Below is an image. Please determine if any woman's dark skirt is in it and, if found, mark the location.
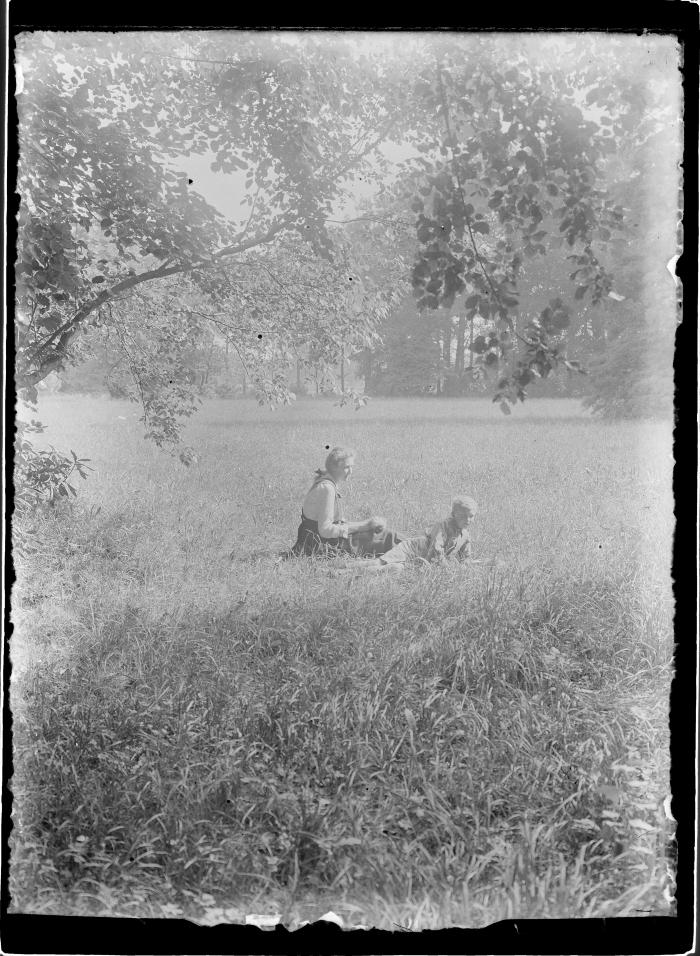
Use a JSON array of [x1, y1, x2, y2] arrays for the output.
[[290, 515, 401, 557]]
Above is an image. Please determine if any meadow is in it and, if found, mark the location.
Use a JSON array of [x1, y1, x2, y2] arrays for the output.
[[10, 395, 675, 928]]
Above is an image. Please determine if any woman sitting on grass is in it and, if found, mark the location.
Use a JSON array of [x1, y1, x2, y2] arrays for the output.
[[331, 495, 492, 575], [289, 446, 401, 557]]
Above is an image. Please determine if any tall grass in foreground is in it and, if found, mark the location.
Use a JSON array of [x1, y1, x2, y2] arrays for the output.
[[10, 397, 675, 926]]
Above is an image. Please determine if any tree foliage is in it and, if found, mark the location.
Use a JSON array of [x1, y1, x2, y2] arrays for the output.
[[14, 32, 678, 503], [15, 30, 412, 482], [15, 33, 397, 398], [396, 34, 677, 412], [355, 296, 441, 396]]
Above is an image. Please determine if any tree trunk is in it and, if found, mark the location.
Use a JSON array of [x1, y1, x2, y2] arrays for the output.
[[296, 358, 302, 390], [201, 340, 215, 392], [469, 315, 474, 369], [339, 353, 345, 391], [360, 349, 373, 392], [456, 316, 466, 375], [442, 318, 453, 370], [591, 309, 608, 345]]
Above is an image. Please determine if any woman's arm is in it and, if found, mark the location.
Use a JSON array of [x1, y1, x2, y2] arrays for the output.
[[313, 488, 377, 538], [307, 482, 377, 537], [314, 484, 348, 538], [346, 516, 381, 535]]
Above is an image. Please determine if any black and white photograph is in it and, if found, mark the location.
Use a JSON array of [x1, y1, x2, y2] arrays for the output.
[[8, 24, 687, 937]]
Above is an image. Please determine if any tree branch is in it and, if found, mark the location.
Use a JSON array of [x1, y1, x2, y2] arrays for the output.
[[327, 116, 397, 181], [18, 105, 398, 390], [18, 220, 294, 388], [435, 58, 505, 313], [237, 171, 263, 246], [322, 215, 413, 228]]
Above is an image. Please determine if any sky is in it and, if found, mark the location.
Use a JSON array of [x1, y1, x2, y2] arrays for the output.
[[174, 153, 248, 225], [173, 142, 416, 228]]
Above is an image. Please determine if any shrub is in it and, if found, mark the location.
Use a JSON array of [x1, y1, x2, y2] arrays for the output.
[[14, 419, 92, 512]]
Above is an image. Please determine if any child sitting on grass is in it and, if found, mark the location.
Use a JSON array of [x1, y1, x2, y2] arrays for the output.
[[333, 496, 483, 575]]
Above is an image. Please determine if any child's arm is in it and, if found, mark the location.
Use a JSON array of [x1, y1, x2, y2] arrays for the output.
[[456, 537, 473, 561], [457, 540, 504, 567], [426, 524, 446, 561], [457, 538, 497, 564]]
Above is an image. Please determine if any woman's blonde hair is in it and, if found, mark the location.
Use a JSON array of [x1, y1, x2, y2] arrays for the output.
[[315, 446, 355, 477]]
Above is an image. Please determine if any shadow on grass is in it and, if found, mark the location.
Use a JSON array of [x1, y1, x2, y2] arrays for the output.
[[10, 563, 673, 923]]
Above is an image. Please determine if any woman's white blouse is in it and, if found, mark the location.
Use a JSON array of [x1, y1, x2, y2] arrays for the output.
[[301, 479, 348, 539]]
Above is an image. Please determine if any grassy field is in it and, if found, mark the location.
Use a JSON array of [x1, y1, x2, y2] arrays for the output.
[[10, 395, 675, 928]]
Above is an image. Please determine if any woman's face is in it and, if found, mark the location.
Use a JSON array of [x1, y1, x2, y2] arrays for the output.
[[330, 457, 354, 483]]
